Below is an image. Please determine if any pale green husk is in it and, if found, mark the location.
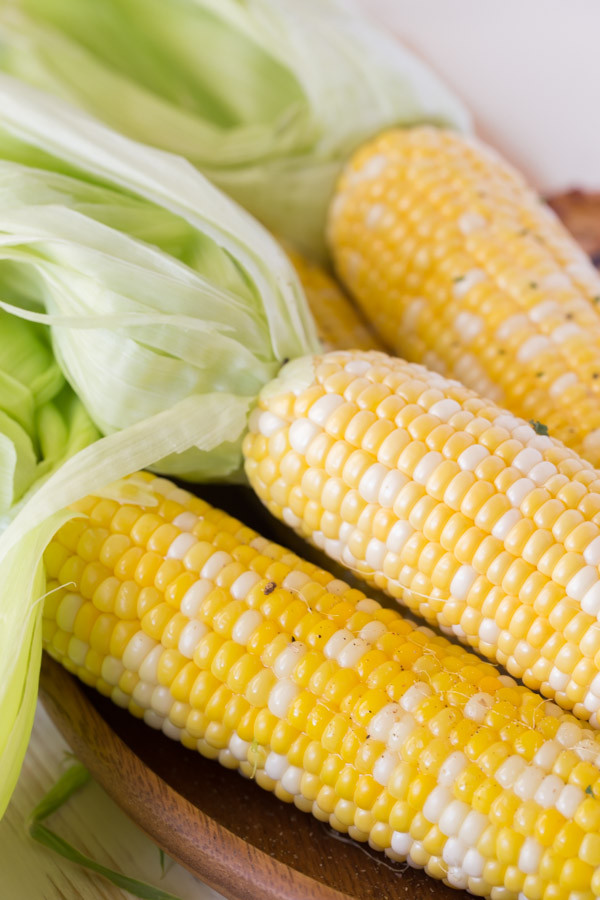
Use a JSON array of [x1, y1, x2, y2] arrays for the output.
[[0, 0, 471, 257], [0, 75, 320, 817]]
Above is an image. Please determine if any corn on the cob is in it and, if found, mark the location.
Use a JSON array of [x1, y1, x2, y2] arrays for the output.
[[43, 471, 600, 899], [244, 348, 600, 724], [286, 243, 383, 353], [327, 127, 600, 466]]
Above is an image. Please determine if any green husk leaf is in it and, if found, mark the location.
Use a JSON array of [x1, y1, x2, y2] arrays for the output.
[[28, 763, 183, 900], [0, 0, 471, 257]]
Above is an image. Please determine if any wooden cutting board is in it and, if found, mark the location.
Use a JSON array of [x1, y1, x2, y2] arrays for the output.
[[39, 653, 467, 900]]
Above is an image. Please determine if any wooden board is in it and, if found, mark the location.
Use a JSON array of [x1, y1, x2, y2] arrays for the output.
[[39, 654, 467, 900]]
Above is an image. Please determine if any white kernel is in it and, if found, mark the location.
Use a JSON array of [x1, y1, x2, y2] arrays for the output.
[[583, 690, 600, 713], [368, 703, 402, 742], [356, 598, 381, 613], [590, 671, 600, 696], [139, 645, 163, 685], [166, 487, 192, 505], [532, 740, 561, 771], [258, 411, 286, 437], [463, 848, 485, 877], [517, 335, 551, 363], [365, 537, 386, 570], [288, 418, 321, 454], [144, 710, 163, 730], [341, 545, 357, 568], [439, 801, 469, 837], [378, 470, 408, 508], [479, 617, 500, 643], [566, 566, 598, 601], [495, 755, 527, 789], [359, 620, 387, 643], [446, 866, 468, 890], [584, 536, 600, 566], [178, 619, 208, 658], [518, 837, 543, 874], [229, 734, 250, 762], [391, 831, 412, 856], [452, 268, 486, 298], [359, 463, 388, 502], [264, 752, 288, 781], [429, 398, 462, 421], [162, 720, 182, 742], [273, 641, 307, 679], [528, 461, 557, 484], [442, 835, 467, 866], [355, 153, 388, 180], [201, 550, 232, 580], [282, 507, 301, 529], [549, 372, 577, 398], [400, 682, 432, 713], [373, 750, 398, 786], [150, 478, 172, 496], [180, 579, 212, 617], [496, 314, 529, 341], [512, 447, 543, 473], [386, 520, 414, 553], [281, 765, 303, 795], [450, 565, 478, 600], [574, 736, 600, 762], [344, 359, 371, 375], [458, 212, 486, 235], [387, 714, 416, 751], [123, 631, 157, 672], [152, 686, 174, 717], [529, 300, 559, 323], [459, 810, 487, 845], [365, 203, 385, 229], [338, 637, 369, 668], [311, 530, 325, 549], [167, 532, 197, 559], [423, 785, 453, 823], [454, 312, 483, 343], [101, 656, 125, 686], [323, 628, 353, 660], [172, 512, 199, 532], [232, 609, 263, 645], [548, 667, 569, 690], [542, 271, 571, 290], [325, 578, 349, 595], [506, 477, 535, 506], [413, 450, 443, 484], [556, 783, 584, 818], [230, 571, 262, 601], [512, 422, 537, 449], [534, 774, 563, 808], [281, 571, 311, 593], [308, 393, 344, 426], [463, 692, 494, 724], [556, 721, 582, 748], [268, 679, 300, 718], [457, 444, 489, 471], [551, 322, 582, 343], [132, 680, 154, 709], [513, 766, 545, 800], [438, 751, 467, 786]]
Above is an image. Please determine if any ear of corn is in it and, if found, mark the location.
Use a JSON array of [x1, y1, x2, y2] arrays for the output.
[[244, 348, 600, 726], [327, 127, 600, 466], [43, 471, 600, 899], [285, 243, 383, 353]]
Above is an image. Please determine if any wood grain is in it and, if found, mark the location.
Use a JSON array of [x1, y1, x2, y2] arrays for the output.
[[40, 654, 468, 900]]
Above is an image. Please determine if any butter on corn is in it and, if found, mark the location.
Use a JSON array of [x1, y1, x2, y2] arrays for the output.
[[244, 349, 600, 725], [328, 127, 600, 466], [43, 472, 600, 899]]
